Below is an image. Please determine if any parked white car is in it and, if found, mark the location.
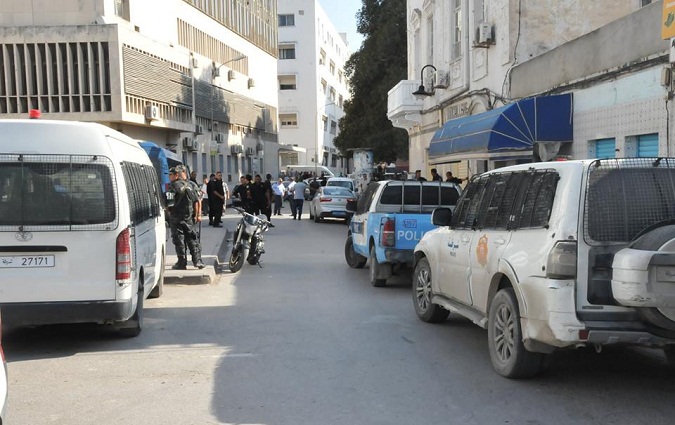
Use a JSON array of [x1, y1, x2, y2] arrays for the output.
[[413, 158, 675, 378]]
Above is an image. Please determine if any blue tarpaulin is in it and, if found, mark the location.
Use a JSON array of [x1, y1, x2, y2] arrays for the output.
[[428, 94, 573, 160]]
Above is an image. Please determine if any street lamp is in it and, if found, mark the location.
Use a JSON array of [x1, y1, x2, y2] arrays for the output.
[[412, 64, 437, 98], [315, 101, 335, 178]]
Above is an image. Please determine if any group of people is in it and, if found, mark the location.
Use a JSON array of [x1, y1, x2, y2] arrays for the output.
[[415, 168, 467, 184]]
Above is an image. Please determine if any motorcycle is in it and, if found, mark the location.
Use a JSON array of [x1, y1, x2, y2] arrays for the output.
[[228, 207, 274, 273]]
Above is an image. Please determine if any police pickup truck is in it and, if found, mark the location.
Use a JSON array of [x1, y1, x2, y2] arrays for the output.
[[344, 179, 462, 286]]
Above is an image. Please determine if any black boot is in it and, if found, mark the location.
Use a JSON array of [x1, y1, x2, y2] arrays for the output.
[[172, 256, 187, 270], [194, 259, 205, 269]]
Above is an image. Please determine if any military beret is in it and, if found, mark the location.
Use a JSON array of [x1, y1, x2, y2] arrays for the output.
[[174, 164, 186, 173], [169, 167, 179, 175]]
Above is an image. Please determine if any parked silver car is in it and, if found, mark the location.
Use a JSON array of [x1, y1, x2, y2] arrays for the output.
[[309, 186, 356, 223]]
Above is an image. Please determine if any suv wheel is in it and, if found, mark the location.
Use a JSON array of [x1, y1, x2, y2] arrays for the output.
[[413, 257, 449, 323], [488, 288, 543, 378]]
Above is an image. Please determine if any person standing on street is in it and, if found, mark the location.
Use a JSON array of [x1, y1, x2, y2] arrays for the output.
[[445, 171, 466, 185], [430, 168, 443, 181], [272, 178, 286, 216], [292, 178, 308, 220], [208, 171, 226, 227], [200, 176, 210, 217], [286, 177, 297, 218], [167, 166, 204, 269], [233, 175, 254, 214], [415, 170, 427, 182], [263, 174, 273, 221], [189, 170, 198, 185]]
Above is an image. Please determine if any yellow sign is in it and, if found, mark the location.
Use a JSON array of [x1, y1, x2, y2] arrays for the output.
[[663, 0, 675, 39]]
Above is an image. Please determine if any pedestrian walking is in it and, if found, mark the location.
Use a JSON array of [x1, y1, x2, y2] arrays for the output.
[[292, 178, 308, 220], [286, 177, 297, 218], [167, 166, 204, 269]]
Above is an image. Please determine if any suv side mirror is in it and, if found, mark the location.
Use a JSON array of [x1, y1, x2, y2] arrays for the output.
[[432, 207, 452, 226], [346, 200, 357, 213]]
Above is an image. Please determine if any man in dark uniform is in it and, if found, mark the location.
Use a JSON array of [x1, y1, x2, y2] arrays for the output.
[[208, 171, 226, 227], [233, 175, 253, 214], [167, 166, 204, 270]]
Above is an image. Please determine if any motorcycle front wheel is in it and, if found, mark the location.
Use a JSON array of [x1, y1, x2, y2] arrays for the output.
[[229, 245, 246, 273]]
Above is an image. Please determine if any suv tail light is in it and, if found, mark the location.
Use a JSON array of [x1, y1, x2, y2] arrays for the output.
[[381, 219, 396, 247], [319, 197, 332, 202], [547, 241, 577, 279], [116, 227, 132, 281]]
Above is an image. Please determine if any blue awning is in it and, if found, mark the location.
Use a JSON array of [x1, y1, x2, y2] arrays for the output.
[[428, 94, 573, 161]]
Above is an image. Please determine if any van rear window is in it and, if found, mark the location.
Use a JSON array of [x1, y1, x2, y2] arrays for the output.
[[0, 154, 117, 230]]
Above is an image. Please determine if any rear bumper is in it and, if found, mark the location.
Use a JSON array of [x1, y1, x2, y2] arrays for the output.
[[383, 248, 414, 265], [0, 299, 133, 326], [318, 210, 353, 220]]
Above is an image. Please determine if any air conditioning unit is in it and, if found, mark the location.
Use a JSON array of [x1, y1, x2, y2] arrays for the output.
[[228, 69, 236, 81], [195, 124, 204, 135], [215, 133, 225, 143], [247, 78, 255, 89], [476, 22, 494, 45], [183, 137, 197, 151], [245, 147, 255, 156], [231, 144, 243, 155], [145, 105, 159, 121], [190, 57, 199, 68]]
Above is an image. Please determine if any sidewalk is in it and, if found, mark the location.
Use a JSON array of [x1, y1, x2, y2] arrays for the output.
[[164, 209, 241, 285]]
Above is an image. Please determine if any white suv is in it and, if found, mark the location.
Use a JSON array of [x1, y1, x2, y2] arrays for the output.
[[413, 158, 675, 378]]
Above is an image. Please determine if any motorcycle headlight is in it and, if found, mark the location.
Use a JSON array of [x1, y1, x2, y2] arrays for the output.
[[244, 215, 258, 225]]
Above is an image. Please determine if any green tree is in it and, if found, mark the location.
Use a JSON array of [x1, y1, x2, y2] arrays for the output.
[[333, 0, 408, 163]]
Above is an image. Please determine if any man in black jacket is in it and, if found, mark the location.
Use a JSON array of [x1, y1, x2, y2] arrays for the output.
[[208, 171, 226, 227]]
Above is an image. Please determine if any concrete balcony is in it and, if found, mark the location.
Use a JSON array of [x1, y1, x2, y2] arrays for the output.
[[387, 80, 424, 130]]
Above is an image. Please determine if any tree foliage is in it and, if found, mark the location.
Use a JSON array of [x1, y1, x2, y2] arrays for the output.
[[333, 0, 408, 163]]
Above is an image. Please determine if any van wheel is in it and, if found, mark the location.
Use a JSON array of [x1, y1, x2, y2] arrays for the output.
[[488, 288, 543, 378], [149, 254, 165, 299], [369, 246, 387, 287], [119, 287, 143, 338], [345, 235, 366, 268], [413, 257, 449, 323]]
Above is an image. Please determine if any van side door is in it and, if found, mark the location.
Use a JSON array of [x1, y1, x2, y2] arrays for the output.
[[350, 182, 379, 258]]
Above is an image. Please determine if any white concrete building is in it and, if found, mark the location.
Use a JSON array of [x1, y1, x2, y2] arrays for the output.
[[388, 0, 652, 179], [511, 2, 670, 162], [276, 0, 351, 176], [0, 0, 280, 184]]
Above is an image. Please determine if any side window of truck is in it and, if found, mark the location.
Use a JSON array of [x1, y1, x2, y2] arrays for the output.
[[356, 183, 379, 214]]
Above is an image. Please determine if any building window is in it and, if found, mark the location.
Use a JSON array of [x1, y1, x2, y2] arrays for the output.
[[637, 133, 659, 157], [115, 0, 130, 20], [321, 79, 327, 94], [338, 70, 343, 83], [338, 95, 343, 108], [329, 60, 335, 75], [322, 116, 328, 132], [280, 113, 298, 127], [330, 88, 336, 102], [278, 14, 295, 26], [279, 74, 297, 90], [594, 138, 616, 159], [279, 44, 296, 59], [641, 0, 652, 6], [319, 49, 326, 65], [330, 120, 337, 135], [452, 0, 462, 59], [426, 15, 434, 64]]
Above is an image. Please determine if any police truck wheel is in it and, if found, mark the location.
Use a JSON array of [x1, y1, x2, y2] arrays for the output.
[[345, 235, 366, 269], [369, 246, 387, 287]]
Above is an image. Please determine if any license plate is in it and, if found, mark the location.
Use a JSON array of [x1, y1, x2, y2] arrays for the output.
[[0, 255, 55, 268], [333, 211, 346, 217]]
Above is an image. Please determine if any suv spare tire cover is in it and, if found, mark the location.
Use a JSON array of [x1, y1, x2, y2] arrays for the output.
[[629, 224, 675, 331]]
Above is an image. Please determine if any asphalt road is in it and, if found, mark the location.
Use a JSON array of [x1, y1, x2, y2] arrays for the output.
[[4, 213, 675, 425]]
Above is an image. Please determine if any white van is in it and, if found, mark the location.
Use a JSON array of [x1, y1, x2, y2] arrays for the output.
[[285, 165, 335, 177], [0, 120, 166, 337]]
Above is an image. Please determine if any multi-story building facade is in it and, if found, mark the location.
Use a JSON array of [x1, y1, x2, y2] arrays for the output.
[[277, 0, 351, 176], [388, 0, 654, 179], [0, 0, 280, 184]]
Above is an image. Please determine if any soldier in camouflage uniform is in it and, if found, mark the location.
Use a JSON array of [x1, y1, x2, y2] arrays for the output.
[[167, 165, 204, 269]]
